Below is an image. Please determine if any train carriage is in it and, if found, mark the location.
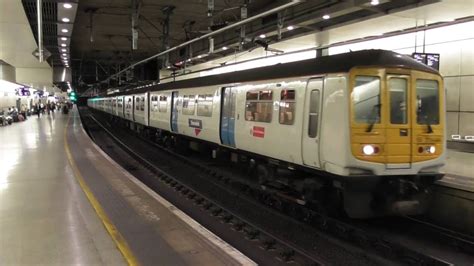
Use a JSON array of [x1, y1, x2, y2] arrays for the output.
[[88, 50, 445, 218]]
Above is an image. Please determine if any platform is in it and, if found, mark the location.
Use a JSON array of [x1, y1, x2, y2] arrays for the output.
[[0, 108, 253, 265], [439, 149, 474, 192]]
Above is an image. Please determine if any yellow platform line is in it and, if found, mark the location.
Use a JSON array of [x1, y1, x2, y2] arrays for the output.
[[63, 115, 139, 266]]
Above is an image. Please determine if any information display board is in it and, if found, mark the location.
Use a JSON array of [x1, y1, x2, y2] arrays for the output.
[[412, 53, 440, 70]]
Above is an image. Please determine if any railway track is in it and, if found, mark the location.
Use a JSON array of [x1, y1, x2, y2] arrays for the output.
[[83, 108, 472, 265]]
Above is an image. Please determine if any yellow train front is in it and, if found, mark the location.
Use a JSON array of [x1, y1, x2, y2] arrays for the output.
[[343, 65, 445, 218]]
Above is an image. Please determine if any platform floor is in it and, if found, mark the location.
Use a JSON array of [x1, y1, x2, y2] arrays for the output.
[[0, 111, 125, 265], [0, 108, 253, 265]]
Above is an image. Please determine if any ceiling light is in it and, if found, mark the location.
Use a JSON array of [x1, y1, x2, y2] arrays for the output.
[[259, 34, 266, 39], [322, 14, 330, 20], [63, 3, 72, 9], [187, 58, 191, 62], [61, 37, 67, 41], [287, 25, 294, 30], [61, 43, 67, 47], [197, 55, 202, 58], [222, 46, 228, 50], [61, 48, 67, 52], [370, 0, 379, 5], [62, 53, 67, 56], [61, 29, 68, 33], [62, 18, 70, 23]]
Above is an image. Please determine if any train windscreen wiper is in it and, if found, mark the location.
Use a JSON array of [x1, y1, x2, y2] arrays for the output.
[[366, 104, 381, 133], [425, 120, 434, 134]]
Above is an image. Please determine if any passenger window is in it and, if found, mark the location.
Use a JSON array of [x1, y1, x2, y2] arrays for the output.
[[279, 89, 296, 125], [159, 96, 168, 112], [197, 94, 213, 117], [352, 76, 381, 124], [245, 90, 273, 123], [182, 95, 196, 115], [140, 96, 145, 111], [416, 79, 439, 125], [308, 90, 320, 138], [389, 78, 408, 124]]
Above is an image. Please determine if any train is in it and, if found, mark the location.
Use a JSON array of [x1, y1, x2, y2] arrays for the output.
[[88, 50, 446, 218]]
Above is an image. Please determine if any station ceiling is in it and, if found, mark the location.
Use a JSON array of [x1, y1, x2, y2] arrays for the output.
[[21, 0, 443, 91]]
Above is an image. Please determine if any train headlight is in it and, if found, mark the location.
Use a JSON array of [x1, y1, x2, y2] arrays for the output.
[[428, 146, 436, 154], [362, 145, 375, 155]]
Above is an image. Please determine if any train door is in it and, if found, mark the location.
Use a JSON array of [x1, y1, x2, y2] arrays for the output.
[[302, 78, 323, 168], [170, 91, 179, 133], [220, 87, 236, 147], [385, 74, 411, 168]]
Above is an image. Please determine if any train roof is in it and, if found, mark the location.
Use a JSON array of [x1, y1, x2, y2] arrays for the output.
[[113, 49, 439, 96]]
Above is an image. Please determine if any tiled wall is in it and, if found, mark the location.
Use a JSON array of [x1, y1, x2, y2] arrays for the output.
[[330, 22, 474, 139]]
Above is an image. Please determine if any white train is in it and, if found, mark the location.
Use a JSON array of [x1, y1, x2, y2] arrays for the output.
[[88, 50, 446, 218]]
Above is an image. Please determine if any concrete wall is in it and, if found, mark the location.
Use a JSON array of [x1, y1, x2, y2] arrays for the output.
[[329, 21, 474, 139]]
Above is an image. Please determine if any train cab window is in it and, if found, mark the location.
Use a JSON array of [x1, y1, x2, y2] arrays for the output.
[[416, 79, 439, 125], [352, 76, 381, 124], [245, 90, 273, 123], [389, 78, 408, 124], [279, 90, 296, 125], [159, 96, 168, 112], [197, 94, 213, 117], [182, 95, 196, 115]]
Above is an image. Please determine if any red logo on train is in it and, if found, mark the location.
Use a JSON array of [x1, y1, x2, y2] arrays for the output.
[[252, 126, 265, 138]]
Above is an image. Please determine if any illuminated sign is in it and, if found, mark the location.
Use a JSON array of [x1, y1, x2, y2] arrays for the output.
[[412, 53, 440, 70]]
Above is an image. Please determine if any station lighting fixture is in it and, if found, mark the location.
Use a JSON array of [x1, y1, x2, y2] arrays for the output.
[[322, 14, 330, 20], [287, 25, 294, 30], [61, 43, 67, 47], [259, 34, 266, 39], [197, 55, 202, 58], [63, 3, 72, 9], [61, 48, 67, 52], [61, 29, 69, 33], [62, 18, 70, 23], [62, 53, 67, 56], [222, 46, 228, 50], [370, 0, 380, 5], [187, 58, 191, 62], [61, 37, 67, 41]]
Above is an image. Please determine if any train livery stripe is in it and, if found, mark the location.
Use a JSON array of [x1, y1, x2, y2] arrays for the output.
[[228, 117, 236, 146]]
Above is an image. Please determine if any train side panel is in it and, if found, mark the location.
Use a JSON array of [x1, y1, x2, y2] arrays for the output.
[[174, 87, 221, 145], [117, 96, 125, 118], [233, 78, 307, 165], [149, 91, 172, 131], [133, 93, 148, 126], [124, 95, 133, 121], [319, 75, 351, 176]]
